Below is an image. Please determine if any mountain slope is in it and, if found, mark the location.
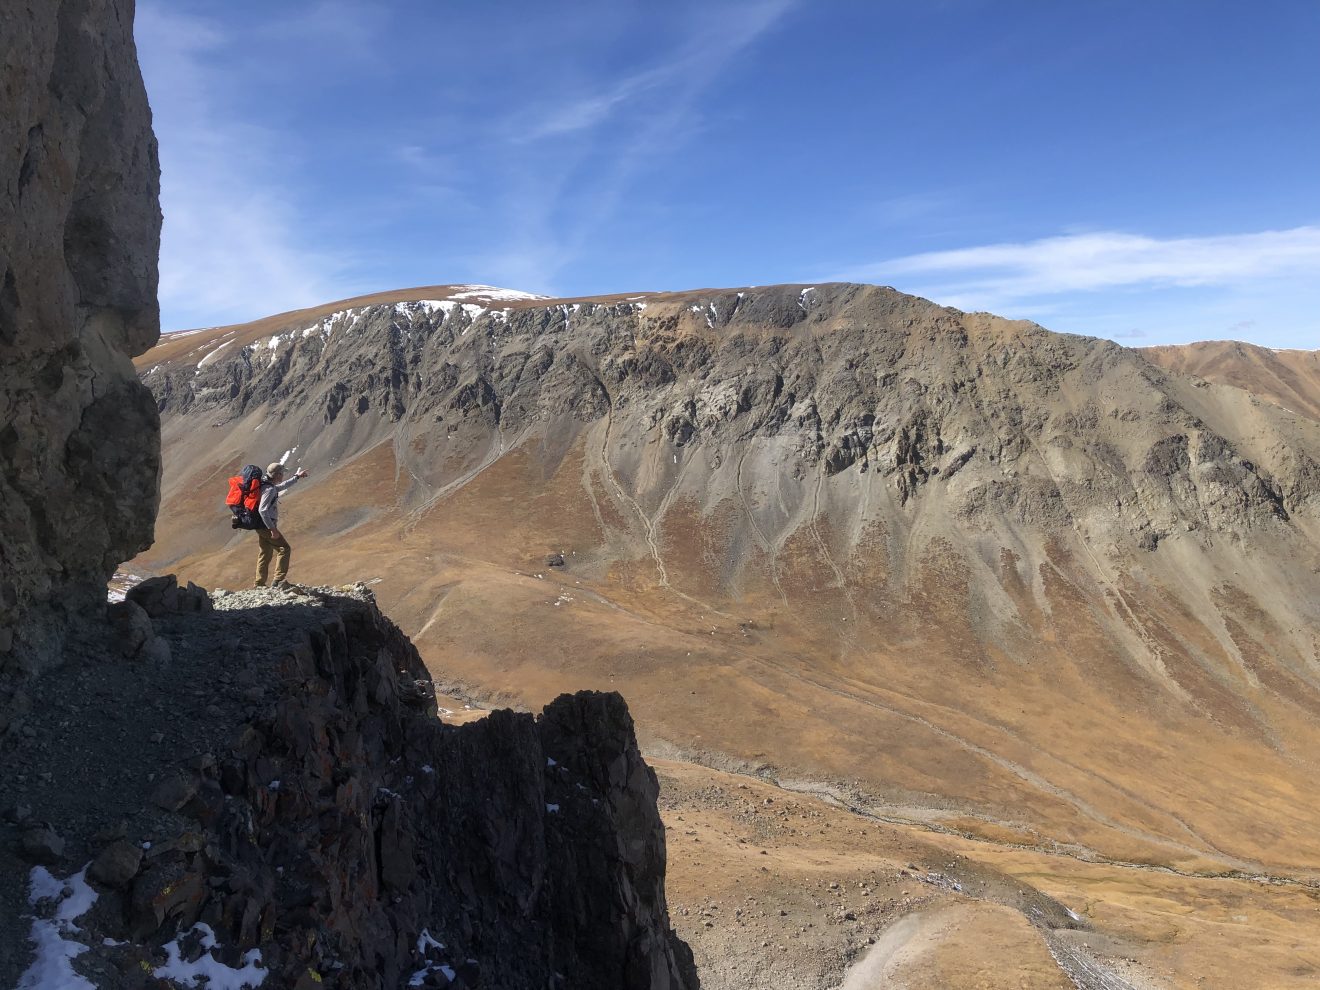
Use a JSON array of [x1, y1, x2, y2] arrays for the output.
[[1142, 339, 1320, 423], [134, 283, 1320, 891]]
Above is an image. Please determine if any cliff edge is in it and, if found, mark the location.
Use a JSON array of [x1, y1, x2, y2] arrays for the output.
[[0, 582, 696, 988]]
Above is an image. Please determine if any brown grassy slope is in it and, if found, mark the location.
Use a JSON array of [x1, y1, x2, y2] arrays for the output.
[[138, 423, 1320, 873], [1142, 340, 1320, 422]]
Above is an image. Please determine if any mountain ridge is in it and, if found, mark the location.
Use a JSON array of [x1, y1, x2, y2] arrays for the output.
[[131, 279, 1320, 986], [134, 281, 1320, 871]]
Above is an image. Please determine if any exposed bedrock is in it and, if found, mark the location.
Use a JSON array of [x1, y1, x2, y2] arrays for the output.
[[0, 0, 162, 686], [0, 584, 697, 988]]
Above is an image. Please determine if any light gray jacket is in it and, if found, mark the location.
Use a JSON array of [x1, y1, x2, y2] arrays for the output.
[[258, 476, 300, 531]]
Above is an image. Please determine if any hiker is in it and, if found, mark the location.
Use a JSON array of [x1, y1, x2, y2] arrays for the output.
[[254, 461, 308, 587]]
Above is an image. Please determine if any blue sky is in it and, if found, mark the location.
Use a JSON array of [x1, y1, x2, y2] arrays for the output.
[[136, 1, 1320, 346]]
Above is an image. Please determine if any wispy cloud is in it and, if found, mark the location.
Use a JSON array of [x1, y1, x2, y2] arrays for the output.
[[461, 0, 798, 290], [841, 226, 1320, 311], [517, 66, 672, 141], [513, 0, 794, 144], [137, 3, 356, 329]]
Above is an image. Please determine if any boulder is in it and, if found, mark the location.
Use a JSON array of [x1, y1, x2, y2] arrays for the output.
[[127, 575, 180, 617], [19, 824, 64, 865], [149, 772, 199, 812], [108, 599, 154, 656], [90, 838, 144, 887]]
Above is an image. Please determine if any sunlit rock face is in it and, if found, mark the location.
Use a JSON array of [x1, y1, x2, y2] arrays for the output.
[[0, 0, 162, 685]]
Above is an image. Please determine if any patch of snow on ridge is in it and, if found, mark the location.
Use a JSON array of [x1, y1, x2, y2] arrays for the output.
[[155, 923, 266, 988], [449, 284, 549, 302], [302, 308, 358, 338], [195, 337, 236, 369], [17, 865, 98, 990], [393, 300, 450, 318]]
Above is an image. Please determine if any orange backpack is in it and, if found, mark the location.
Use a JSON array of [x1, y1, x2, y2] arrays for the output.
[[225, 464, 264, 530]]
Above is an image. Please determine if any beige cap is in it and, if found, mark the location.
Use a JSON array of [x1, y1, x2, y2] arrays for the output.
[[266, 462, 284, 477]]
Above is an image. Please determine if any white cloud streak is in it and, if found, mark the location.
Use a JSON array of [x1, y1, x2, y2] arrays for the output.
[[470, 0, 798, 290], [847, 226, 1320, 311]]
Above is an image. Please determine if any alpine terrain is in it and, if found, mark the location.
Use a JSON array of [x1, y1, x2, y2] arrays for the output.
[[2, 4, 693, 989], [131, 283, 1320, 988]]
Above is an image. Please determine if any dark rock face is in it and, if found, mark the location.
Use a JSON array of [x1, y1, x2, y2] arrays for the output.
[[0, 0, 162, 678], [0, 585, 696, 989]]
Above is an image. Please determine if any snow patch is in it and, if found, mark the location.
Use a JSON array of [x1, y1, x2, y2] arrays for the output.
[[195, 337, 236, 370], [393, 300, 452, 318], [449, 284, 548, 302], [546, 803, 560, 813], [17, 865, 98, 990], [416, 930, 445, 954], [154, 923, 266, 989], [409, 964, 456, 987], [408, 928, 455, 988]]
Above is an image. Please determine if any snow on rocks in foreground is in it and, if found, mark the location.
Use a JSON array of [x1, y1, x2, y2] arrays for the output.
[[154, 923, 266, 989], [18, 868, 268, 989], [17, 865, 98, 990]]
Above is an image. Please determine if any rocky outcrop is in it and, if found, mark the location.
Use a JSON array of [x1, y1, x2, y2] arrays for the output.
[[0, 584, 696, 988], [0, 0, 162, 684]]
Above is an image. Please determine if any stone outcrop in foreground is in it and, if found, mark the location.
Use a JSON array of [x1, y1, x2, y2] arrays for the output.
[[0, 583, 696, 989], [0, 0, 162, 686]]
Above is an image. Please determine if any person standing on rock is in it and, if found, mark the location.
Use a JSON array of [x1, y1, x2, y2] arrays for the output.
[[254, 462, 308, 587]]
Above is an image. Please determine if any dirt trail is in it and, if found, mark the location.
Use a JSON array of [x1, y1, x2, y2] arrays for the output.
[[837, 912, 929, 988]]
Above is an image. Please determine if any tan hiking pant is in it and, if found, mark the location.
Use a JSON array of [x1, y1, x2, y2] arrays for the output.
[[254, 529, 291, 586]]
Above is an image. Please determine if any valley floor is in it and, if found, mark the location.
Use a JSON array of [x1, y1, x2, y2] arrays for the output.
[[646, 758, 1320, 990]]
